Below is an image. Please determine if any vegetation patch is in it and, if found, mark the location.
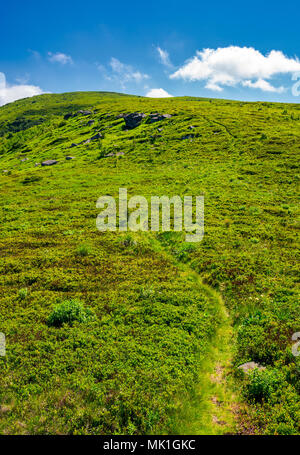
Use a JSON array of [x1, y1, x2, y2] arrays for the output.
[[47, 299, 95, 327]]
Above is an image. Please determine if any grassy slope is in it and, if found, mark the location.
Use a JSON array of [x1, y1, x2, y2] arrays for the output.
[[0, 92, 299, 435]]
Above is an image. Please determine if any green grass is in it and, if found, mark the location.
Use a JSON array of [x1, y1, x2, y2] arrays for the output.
[[0, 91, 299, 434]]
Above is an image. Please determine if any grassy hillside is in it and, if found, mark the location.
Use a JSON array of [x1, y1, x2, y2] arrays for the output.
[[0, 92, 299, 435]]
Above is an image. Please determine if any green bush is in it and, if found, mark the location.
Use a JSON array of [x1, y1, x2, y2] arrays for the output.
[[18, 287, 28, 300], [246, 368, 281, 402], [76, 244, 91, 257], [236, 312, 282, 364], [47, 299, 94, 327]]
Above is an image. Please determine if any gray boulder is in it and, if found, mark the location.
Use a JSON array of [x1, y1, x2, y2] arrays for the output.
[[77, 110, 92, 116], [181, 134, 194, 140], [238, 361, 265, 374], [146, 113, 172, 124], [87, 120, 95, 126], [123, 113, 146, 129], [65, 156, 75, 160], [64, 110, 92, 120], [90, 132, 103, 140], [41, 160, 58, 166]]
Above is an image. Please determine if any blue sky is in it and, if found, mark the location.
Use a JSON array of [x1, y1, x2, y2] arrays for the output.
[[1, 0, 300, 105]]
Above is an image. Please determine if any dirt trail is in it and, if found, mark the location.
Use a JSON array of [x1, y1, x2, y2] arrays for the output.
[[174, 277, 239, 434], [149, 234, 242, 434]]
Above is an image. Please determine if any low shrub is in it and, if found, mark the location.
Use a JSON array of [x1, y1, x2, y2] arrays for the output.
[[76, 244, 91, 257], [47, 299, 94, 327], [18, 288, 28, 300], [245, 368, 281, 402]]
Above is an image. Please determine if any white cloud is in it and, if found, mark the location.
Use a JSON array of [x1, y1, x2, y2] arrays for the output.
[[146, 88, 173, 98], [97, 58, 149, 88], [109, 57, 149, 85], [48, 52, 73, 65], [0, 72, 45, 106], [242, 79, 285, 93], [170, 46, 300, 92], [156, 47, 173, 68]]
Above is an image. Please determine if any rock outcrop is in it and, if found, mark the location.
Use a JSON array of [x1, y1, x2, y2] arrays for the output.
[[123, 113, 146, 129], [181, 134, 194, 140], [76, 110, 92, 116], [90, 132, 103, 140], [41, 160, 58, 166], [121, 112, 171, 129], [64, 110, 92, 120], [238, 361, 265, 374], [146, 113, 172, 124]]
